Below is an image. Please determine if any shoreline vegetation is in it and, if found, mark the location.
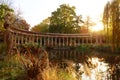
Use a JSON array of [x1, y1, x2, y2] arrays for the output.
[[0, 43, 120, 80], [0, 43, 79, 80], [18, 43, 120, 54]]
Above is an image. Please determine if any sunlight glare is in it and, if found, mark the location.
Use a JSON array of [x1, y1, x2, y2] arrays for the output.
[[90, 22, 104, 32], [82, 57, 108, 80]]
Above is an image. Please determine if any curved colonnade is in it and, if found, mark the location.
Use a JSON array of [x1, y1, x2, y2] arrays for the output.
[[7, 27, 104, 49]]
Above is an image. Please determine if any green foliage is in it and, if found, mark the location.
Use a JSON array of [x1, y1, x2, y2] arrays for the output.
[[49, 4, 82, 33], [110, 0, 120, 50], [0, 43, 7, 54], [76, 45, 91, 52], [0, 54, 25, 80], [0, 43, 7, 60], [57, 69, 77, 80], [31, 4, 84, 33], [114, 47, 120, 54], [75, 45, 113, 53], [103, 0, 120, 51], [31, 18, 49, 33], [0, 4, 14, 30], [0, 3, 29, 31], [93, 45, 111, 53], [0, 4, 13, 19]]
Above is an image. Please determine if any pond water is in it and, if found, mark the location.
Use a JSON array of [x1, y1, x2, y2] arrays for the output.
[[47, 49, 120, 80]]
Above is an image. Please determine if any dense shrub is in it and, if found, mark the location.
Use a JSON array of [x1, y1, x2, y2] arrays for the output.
[[0, 54, 25, 80], [16, 45, 78, 80], [0, 43, 7, 60]]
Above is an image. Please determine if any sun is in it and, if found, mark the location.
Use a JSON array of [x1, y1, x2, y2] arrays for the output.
[[90, 22, 104, 32]]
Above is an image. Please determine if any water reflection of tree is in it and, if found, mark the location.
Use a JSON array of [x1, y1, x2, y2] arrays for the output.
[[88, 54, 120, 79], [104, 56, 120, 80], [78, 54, 120, 80]]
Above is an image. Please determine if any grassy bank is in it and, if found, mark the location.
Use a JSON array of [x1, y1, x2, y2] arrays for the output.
[[0, 44, 78, 80], [75, 44, 120, 54], [0, 43, 120, 80]]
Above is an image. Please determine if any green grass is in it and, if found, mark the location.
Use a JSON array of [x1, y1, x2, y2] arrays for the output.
[[0, 54, 25, 80]]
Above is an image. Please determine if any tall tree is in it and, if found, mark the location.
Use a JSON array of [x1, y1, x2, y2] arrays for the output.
[[49, 4, 83, 33], [103, 1, 110, 43], [83, 16, 96, 33], [103, 0, 120, 51], [110, 0, 120, 50]]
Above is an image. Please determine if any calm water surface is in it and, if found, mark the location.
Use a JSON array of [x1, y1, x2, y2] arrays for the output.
[[47, 49, 120, 80]]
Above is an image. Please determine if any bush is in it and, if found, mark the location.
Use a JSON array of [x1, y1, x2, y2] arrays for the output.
[[75, 45, 91, 52], [0, 54, 25, 80], [94, 45, 111, 52], [0, 43, 7, 60], [16, 45, 78, 80]]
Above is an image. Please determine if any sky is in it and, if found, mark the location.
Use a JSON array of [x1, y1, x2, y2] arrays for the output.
[[13, 0, 111, 27]]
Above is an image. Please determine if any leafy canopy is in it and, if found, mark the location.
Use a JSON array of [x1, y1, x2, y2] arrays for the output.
[[0, 4, 14, 30], [49, 4, 82, 33]]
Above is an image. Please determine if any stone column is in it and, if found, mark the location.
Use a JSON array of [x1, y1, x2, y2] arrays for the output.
[[96, 36, 98, 44], [78, 38, 80, 46], [44, 37, 46, 47], [40, 36, 42, 46], [32, 35, 34, 44], [28, 35, 30, 43], [90, 36, 92, 45], [86, 37, 88, 45], [59, 37, 61, 47], [82, 37, 84, 45], [62, 37, 64, 46], [11, 33, 14, 47], [17, 34, 20, 45], [74, 37, 76, 46], [66, 37, 68, 46], [69, 37, 72, 46], [47, 36, 50, 46], [25, 35, 28, 44], [36, 36, 39, 43], [100, 36, 102, 44], [51, 37, 53, 47], [55, 37, 57, 47], [21, 35, 23, 44]]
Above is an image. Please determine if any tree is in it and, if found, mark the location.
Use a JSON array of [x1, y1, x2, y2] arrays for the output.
[[31, 18, 50, 33], [0, 4, 14, 30], [49, 4, 83, 34], [110, 0, 120, 50], [83, 16, 96, 33], [13, 18, 30, 30], [103, 0, 120, 51], [103, 1, 111, 43], [0, 0, 30, 31]]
